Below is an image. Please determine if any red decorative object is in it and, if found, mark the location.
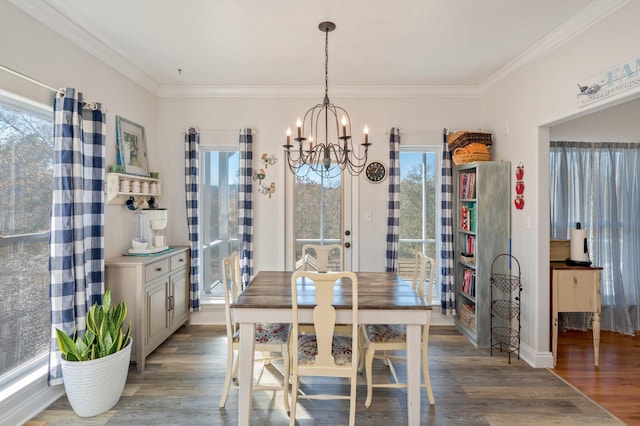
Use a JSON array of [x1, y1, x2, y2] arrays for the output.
[[514, 195, 525, 210], [514, 163, 525, 210]]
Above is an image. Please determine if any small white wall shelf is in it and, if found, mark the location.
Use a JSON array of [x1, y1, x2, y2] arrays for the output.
[[105, 173, 162, 205]]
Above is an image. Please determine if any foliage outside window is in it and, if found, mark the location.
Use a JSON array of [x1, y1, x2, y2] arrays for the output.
[[200, 149, 239, 301], [294, 166, 342, 269], [0, 97, 53, 378], [398, 151, 437, 281]]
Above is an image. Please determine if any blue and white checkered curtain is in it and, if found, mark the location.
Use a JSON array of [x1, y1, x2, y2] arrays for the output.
[[185, 128, 200, 311], [239, 129, 253, 288], [48, 88, 105, 384], [440, 128, 455, 315], [385, 128, 400, 272]]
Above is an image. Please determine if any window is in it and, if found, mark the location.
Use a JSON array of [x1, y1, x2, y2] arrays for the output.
[[398, 150, 438, 291], [200, 149, 239, 302], [293, 166, 342, 269], [0, 94, 53, 379]]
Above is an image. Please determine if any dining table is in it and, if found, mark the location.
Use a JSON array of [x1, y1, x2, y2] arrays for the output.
[[231, 270, 431, 425]]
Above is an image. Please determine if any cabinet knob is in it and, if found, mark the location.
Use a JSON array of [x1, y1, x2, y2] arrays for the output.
[[156, 267, 162, 272], [178, 258, 184, 263]]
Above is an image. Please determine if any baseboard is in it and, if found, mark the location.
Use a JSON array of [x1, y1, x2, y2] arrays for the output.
[[518, 341, 554, 368], [0, 371, 64, 426]]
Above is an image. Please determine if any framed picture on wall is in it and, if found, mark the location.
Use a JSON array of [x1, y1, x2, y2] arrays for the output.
[[116, 115, 149, 177]]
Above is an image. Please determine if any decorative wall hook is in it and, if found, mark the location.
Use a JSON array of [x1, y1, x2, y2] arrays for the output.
[[253, 168, 266, 184], [259, 182, 276, 198], [261, 153, 277, 168]]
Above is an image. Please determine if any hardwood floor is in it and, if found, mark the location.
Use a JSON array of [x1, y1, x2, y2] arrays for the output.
[[552, 329, 640, 425], [27, 325, 622, 425]]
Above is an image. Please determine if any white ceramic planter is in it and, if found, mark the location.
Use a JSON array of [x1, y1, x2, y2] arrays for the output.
[[60, 337, 132, 417]]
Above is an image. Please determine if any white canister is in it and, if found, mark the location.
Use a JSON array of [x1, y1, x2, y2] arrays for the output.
[[141, 182, 150, 194], [154, 235, 166, 247], [119, 179, 131, 193], [131, 181, 141, 193], [150, 183, 158, 195]]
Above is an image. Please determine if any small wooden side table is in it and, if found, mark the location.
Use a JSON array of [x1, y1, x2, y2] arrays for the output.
[[550, 262, 602, 367]]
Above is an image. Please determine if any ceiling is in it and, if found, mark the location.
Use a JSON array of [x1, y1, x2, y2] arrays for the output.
[[12, 0, 627, 96]]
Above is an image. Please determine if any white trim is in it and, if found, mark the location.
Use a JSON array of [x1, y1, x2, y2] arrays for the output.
[[480, 0, 630, 92], [0, 360, 64, 425], [9, 0, 159, 95], [12, 0, 628, 99]]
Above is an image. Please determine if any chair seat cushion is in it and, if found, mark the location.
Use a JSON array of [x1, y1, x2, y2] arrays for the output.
[[364, 324, 406, 343], [297, 334, 353, 365], [255, 322, 291, 344]]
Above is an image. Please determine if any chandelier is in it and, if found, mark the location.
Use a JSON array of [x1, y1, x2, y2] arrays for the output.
[[284, 21, 371, 178]]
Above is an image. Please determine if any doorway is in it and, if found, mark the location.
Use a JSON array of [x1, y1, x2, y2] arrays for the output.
[[291, 165, 353, 270]]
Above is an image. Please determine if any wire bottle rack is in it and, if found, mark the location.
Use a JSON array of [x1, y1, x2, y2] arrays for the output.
[[490, 254, 522, 363]]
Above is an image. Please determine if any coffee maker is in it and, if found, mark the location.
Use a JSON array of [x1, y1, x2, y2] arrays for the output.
[[128, 208, 169, 254]]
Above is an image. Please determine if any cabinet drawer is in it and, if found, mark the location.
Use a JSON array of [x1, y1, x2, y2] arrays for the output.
[[555, 270, 599, 312], [146, 258, 170, 281], [171, 251, 188, 271]]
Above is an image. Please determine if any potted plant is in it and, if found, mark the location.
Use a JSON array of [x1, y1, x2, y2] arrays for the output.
[[55, 289, 132, 417]]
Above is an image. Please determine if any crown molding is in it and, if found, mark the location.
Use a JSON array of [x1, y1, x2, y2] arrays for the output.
[[479, 0, 630, 92], [156, 84, 482, 98], [12, 0, 629, 99], [9, 0, 159, 95]]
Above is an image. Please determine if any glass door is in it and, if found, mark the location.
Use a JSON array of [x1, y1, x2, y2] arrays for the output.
[[200, 148, 239, 301], [293, 165, 352, 270]]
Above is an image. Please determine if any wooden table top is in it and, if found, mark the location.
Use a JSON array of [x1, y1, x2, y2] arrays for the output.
[[550, 261, 602, 270], [234, 271, 430, 310]]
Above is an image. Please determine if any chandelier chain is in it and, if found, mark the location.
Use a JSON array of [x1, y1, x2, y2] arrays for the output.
[[324, 28, 329, 100]]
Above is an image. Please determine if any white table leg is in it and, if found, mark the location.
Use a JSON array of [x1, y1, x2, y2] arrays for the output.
[[238, 322, 256, 426], [406, 324, 422, 425]]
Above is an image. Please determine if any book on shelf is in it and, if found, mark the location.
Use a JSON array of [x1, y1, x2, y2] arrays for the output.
[[460, 203, 476, 232], [461, 268, 476, 297], [459, 304, 476, 330], [466, 235, 476, 256], [459, 171, 477, 199]]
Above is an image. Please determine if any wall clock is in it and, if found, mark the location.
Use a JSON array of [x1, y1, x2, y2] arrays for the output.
[[365, 161, 387, 183]]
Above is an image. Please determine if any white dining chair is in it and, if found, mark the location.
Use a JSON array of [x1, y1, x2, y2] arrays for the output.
[[218, 252, 291, 411], [301, 243, 343, 272], [360, 252, 436, 407], [289, 270, 359, 426]]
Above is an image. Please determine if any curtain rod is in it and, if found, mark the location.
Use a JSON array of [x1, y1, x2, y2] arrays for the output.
[[0, 63, 59, 93], [384, 130, 443, 136], [0, 63, 101, 109], [187, 128, 256, 135]]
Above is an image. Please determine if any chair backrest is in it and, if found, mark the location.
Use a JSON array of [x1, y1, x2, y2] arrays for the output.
[[222, 252, 242, 337], [412, 252, 436, 304], [301, 244, 343, 272], [291, 270, 358, 370]]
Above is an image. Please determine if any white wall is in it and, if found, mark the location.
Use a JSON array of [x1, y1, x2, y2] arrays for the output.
[[156, 95, 483, 273], [481, 1, 640, 367], [0, 2, 159, 423], [0, 0, 158, 261], [550, 97, 640, 141]]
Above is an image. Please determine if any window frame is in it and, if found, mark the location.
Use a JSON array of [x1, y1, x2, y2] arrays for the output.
[[0, 88, 55, 404]]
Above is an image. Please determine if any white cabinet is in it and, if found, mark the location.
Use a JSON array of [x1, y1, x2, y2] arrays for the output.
[[550, 263, 602, 367], [106, 247, 190, 372]]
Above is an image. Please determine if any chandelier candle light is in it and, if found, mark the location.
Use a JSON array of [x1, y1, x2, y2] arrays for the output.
[[284, 21, 371, 177]]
